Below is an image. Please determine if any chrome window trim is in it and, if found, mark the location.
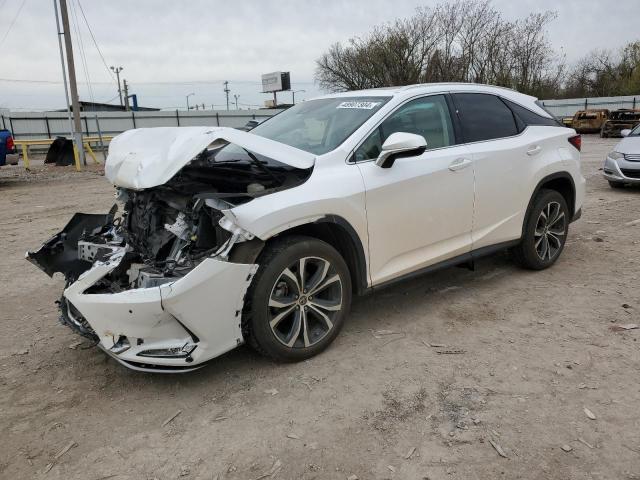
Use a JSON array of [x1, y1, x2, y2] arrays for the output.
[[347, 90, 540, 164]]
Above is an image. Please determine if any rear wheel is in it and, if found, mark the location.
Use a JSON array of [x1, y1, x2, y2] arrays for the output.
[[242, 235, 352, 361], [513, 189, 569, 270], [608, 180, 625, 189]]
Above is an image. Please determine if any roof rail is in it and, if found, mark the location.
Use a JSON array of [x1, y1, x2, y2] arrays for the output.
[[401, 82, 519, 93]]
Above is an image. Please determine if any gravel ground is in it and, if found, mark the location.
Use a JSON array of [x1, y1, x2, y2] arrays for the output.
[[1, 136, 639, 480]]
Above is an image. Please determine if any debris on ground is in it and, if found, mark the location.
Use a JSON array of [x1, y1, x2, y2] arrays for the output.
[[609, 324, 638, 332], [161, 410, 182, 427], [347, 475, 359, 480], [488, 439, 507, 458], [592, 236, 604, 242], [268, 459, 282, 477], [43, 441, 78, 473], [422, 340, 446, 348], [436, 349, 466, 355], [54, 441, 77, 460], [387, 465, 396, 472], [578, 383, 598, 390], [577, 437, 595, 449], [68, 341, 83, 350], [404, 446, 416, 459], [584, 407, 597, 420], [286, 433, 300, 439], [264, 388, 279, 396], [372, 329, 404, 339], [561, 444, 573, 452]]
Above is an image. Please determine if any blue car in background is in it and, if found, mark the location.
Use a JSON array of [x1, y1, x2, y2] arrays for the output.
[[0, 129, 19, 166]]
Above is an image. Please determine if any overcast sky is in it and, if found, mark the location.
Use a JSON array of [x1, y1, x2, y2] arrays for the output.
[[1, 0, 638, 111]]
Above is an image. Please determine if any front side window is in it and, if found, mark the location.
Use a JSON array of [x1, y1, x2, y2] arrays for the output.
[[250, 96, 390, 155], [453, 93, 518, 142], [354, 95, 454, 161]]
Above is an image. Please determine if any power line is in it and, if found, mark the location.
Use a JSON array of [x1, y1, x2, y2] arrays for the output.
[[76, 0, 117, 85], [70, 0, 95, 103], [0, 77, 318, 86], [0, 0, 27, 47]]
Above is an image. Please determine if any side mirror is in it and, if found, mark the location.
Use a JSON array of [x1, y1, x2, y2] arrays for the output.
[[621, 129, 631, 137], [375, 132, 427, 168]]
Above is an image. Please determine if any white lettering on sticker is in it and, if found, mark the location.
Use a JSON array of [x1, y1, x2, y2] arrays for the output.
[[337, 101, 381, 110]]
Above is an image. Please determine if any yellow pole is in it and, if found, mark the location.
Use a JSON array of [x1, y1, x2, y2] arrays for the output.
[[21, 144, 30, 170], [72, 144, 81, 171], [84, 142, 99, 164]]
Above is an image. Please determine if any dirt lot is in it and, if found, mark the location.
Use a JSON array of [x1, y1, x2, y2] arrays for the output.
[[1, 136, 639, 480]]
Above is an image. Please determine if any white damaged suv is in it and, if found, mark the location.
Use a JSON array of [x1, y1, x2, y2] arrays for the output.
[[27, 83, 585, 372]]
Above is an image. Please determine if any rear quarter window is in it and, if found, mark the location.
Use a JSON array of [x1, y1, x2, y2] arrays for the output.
[[504, 99, 562, 129]]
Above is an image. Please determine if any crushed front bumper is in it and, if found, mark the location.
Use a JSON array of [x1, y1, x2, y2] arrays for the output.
[[65, 249, 256, 372], [27, 214, 258, 372]]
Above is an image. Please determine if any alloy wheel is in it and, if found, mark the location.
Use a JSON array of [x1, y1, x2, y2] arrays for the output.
[[268, 256, 343, 348], [534, 201, 566, 261]]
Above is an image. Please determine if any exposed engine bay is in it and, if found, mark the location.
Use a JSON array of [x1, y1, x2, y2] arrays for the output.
[[27, 140, 312, 342]]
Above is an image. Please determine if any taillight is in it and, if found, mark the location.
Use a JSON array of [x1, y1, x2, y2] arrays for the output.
[[568, 134, 581, 151], [6, 136, 14, 150]]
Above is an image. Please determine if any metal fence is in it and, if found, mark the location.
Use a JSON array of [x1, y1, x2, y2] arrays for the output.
[[4, 94, 639, 139], [0, 109, 281, 140], [539, 95, 639, 119]]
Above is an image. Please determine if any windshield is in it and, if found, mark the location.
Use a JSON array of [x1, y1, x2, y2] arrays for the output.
[[250, 97, 391, 155]]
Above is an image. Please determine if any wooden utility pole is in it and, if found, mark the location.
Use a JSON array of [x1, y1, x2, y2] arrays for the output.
[[58, 0, 85, 165]]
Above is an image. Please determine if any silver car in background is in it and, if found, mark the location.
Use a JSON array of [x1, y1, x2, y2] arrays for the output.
[[603, 125, 640, 188]]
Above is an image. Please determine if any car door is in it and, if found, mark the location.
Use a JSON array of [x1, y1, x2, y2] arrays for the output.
[[354, 94, 474, 286], [451, 93, 534, 251]]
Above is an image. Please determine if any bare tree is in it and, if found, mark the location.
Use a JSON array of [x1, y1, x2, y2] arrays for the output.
[[563, 42, 640, 98], [315, 0, 561, 96]]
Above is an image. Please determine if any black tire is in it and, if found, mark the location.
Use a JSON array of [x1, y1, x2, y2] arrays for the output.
[[513, 189, 569, 270], [608, 180, 625, 189], [242, 235, 352, 362]]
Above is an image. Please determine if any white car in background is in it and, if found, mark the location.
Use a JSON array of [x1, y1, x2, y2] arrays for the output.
[[27, 83, 585, 373], [603, 125, 640, 188]]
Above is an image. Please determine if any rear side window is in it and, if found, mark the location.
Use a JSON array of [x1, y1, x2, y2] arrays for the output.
[[453, 93, 518, 142], [503, 99, 561, 129]]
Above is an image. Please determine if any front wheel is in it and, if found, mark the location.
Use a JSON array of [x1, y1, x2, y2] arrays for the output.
[[242, 235, 352, 361], [513, 189, 569, 270]]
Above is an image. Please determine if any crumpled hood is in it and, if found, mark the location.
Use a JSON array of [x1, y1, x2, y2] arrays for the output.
[[105, 126, 315, 190], [614, 136, 640, 155]]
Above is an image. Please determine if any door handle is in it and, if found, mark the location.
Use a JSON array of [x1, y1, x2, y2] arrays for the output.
[[449, 158, 472, 171], [527, 145, 542, 156]]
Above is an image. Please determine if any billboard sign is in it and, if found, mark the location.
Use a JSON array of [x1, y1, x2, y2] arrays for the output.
[[262, 71, 291, 93]]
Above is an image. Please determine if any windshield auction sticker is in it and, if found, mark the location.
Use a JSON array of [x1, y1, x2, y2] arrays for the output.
[[337, 101, 381, 110]]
